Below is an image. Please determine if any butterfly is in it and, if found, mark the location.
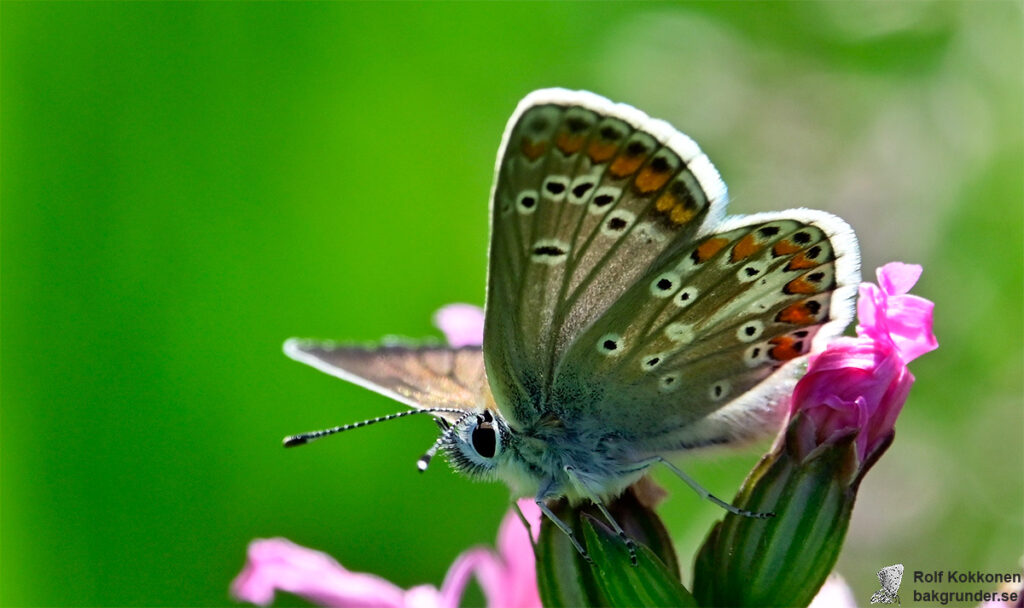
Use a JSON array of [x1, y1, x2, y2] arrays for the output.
[[870, 564, 904, 605], [283, 89, 861, 561]]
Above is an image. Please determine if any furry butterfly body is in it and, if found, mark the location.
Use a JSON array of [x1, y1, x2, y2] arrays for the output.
[[285, 89, 860, 552]]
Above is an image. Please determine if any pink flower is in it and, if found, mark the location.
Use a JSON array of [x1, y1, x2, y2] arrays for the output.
[[790, 263, 937, 463], [433, 304, 485, 347], [856, 262, 937, 362], [231, 499, 542, 608]]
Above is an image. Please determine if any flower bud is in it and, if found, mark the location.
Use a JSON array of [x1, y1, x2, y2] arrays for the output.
[[536, 480, 695, 608]]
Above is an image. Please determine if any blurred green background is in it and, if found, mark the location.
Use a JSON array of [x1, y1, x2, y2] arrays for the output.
[[3, 2, 1021, 606]]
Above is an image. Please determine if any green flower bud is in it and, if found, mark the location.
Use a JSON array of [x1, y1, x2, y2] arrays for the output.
[[693, 413, 894, 608], [536, 481, 696, 608]]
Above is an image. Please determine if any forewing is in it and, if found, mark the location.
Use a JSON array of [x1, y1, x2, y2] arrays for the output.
[[284, 339, 490, 422], [878, 565, 904, 595], [550, 211, 860, 448], [484, 89, 728, 421]]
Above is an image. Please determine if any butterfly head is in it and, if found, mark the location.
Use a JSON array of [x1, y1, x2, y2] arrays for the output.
[[430, 409, 515, 479]]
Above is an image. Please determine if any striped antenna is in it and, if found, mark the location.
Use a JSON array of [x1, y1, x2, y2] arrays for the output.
[[417, 410, 476, 472], [283, 407, 467, 448]]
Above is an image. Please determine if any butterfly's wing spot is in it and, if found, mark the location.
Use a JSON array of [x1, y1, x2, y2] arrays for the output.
[[784, 266, 836, 295], [766, 334, 808, 361], [608, 133, 655, 179], [554, 109, 597, 157], [650, 272, 681, 298], [633, 221, 668, 245], [785, 243, 827, 271], [568, 177, 596, 204], [530, 239, 571, 266], [744, 343, 769, 368], [542, 176, 570, 202], [641, 353, 668, 371], [709, 381, 731, 401], [585, 117, 630, 164], [516, 190, 539, 215], [672, 285, 699, 309], [737, 261, 767, 283], [736, 320, 765, 343], [597, 333, 624, 356], [599, 209, 636, 238], [655, 174, 706, 228], [664, 322, 695, 344], [517, 106, 561, 162], [730, 232, 764, 263], [688, 236, 731, 265], [659, 373, 681, 392], [588, 187, 621, 215], [632, 152, 679, 195], [775, 297, 826, 325]]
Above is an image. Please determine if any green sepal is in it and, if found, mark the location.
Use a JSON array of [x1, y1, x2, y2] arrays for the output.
[[692, 420, 863, 608], [536, 484, 692, 608], [582, 516, 697, 608]]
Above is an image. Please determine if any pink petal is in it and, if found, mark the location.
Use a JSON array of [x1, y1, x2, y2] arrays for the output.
[[877, 262, 923, 295], [792, 339, 912, 461], [433, 304, 485, 347], [489, 500, 542, 608], [439, 548, 504, 608], [231, 538, 436, 608], [857, 265, 938, 364], [880, 293, 938, 362]]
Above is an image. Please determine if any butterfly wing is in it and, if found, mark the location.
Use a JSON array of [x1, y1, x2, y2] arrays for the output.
[[870, 590, 895, 604], [484, 89, 859, 445], [550, 210, 859, 449], [484, 89, 729, 424], [284, 339, 491, 422], [878, 564, 904, 595]]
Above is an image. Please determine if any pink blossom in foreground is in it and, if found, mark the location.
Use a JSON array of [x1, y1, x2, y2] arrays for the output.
[[433, 304, 485, 347], [231, 499, 541, 608], [791, 262, 937, 462]]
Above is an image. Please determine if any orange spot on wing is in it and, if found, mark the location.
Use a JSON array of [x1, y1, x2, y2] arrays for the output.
[[769, 336, 805, 361], [634, 165, 672, 194], [784, 276, 818, 294], [786, 251, 818, 270], [556, 132, 585, 156], [587, 141, 618, 163], [655, 191, 677, 213], [609, 154, 645, 178], [670, 204, 696, 225], [773, 239, 802, 257], [775, 300, 821, 324], [730, 233, 762, 263], [520, 138, 546, 161], [694, 237, 729, 263]]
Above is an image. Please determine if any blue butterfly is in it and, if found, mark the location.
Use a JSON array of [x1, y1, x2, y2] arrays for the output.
[[284, 89, 861, 561]]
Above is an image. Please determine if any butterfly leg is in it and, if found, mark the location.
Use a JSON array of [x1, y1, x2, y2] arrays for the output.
[[656, 456, 774, 519], [511, 501, 537, 551], [534, 497, 592, 563], [564, 465, 638, 566]]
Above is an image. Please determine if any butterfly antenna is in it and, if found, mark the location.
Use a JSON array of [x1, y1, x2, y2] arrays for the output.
[[283, 407, 466, 448], [417, 410, 474, 472]]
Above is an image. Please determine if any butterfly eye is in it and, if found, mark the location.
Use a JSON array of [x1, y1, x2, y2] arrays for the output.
[[471, 423, 497, 459]]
